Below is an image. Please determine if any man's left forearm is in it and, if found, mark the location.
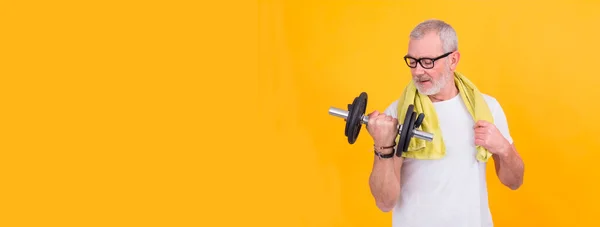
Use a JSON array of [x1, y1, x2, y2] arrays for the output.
[[493, 143, 524, 190]]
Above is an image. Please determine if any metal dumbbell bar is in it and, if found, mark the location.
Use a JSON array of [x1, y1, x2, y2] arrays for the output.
[[328, 107, 434, 141], [328, 92, 434, 154]]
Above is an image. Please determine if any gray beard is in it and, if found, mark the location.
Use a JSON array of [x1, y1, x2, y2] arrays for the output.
[[414, 71, 452, 95]]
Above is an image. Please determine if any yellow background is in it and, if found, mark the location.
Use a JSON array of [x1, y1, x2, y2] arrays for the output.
[[2, 0, 600, 226]]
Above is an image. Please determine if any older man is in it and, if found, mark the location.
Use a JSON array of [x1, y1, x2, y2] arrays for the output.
[[366, 19, 525, 227]]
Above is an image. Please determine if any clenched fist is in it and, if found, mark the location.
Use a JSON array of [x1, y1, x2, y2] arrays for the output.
[[474, 120, 510, 156], [366, 110, 398, 152]]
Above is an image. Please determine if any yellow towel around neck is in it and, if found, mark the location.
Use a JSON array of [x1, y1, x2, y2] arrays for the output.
[[395, 71, 494, 162]]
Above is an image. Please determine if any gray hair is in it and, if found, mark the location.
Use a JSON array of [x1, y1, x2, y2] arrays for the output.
[[409, 19, 458, 53]]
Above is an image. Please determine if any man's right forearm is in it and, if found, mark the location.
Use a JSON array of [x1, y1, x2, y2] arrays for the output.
[[369, 155, 402, 212]]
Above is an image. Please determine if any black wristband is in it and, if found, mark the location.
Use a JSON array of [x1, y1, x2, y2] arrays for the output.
[[374, 149, 395, 159]]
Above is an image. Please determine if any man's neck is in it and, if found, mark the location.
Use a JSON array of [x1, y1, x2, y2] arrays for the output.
[[428, 81, 459, 102]]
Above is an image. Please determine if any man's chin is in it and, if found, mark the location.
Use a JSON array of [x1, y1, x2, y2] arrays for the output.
[[416, 87, 434, 96], [415, 83, 429, 91]]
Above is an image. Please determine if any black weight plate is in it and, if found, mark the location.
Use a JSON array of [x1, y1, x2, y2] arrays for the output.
[[345, 96, 359, 143], [415, 113, 424, 129], [346, 92, 368, 144], [345, 95, 360, 138], [345, 102, 353, 138], [396, 104, 414, 155], [353, 92, 368, 143], [346, 95, 361, 144], [403, 111, 416, 152]]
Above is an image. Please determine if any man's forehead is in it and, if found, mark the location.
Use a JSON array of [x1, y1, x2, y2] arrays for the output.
[[407, 38, 443, 58]]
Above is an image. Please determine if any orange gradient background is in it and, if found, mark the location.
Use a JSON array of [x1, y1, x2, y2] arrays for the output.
[[2, 0, 600, 226]]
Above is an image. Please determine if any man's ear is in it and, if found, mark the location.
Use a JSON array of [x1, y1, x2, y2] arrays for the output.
[[450, 51, 460, 71]]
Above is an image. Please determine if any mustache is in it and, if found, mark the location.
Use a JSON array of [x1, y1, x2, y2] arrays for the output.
[[413, 75, 432, 82]]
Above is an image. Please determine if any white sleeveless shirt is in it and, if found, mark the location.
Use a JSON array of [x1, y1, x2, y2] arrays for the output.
[[383, 93, 513, 227]]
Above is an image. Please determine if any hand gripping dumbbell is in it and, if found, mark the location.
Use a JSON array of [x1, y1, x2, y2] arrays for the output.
[[328, 92, 434, 155]]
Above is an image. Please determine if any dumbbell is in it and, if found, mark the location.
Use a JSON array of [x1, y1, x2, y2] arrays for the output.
[[328, 92, 434, 155]]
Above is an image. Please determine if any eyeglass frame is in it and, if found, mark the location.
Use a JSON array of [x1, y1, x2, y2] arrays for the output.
[[403, 51, 454, 69]]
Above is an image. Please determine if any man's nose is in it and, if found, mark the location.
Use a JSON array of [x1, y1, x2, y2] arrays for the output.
[[413, 62, 426, 74]]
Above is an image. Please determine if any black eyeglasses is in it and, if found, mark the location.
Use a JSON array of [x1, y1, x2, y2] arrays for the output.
[[404, 51, 453, 69]]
